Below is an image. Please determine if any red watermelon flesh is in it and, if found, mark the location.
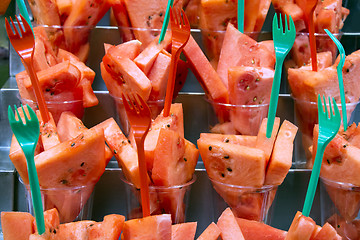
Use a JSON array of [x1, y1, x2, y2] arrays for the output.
[[183, 35, 229, 104], [198, 138, 266, 187], [227, 66, 274, 135], [196, 222, 221, 240], [286, 211, 317, 240], [1, 211, 35, 240], [236, 217, 287, 240], [256, 117, 281, 164], [217, 23, 275, 89], [172, 222, 197, 240], [199, 133, 257, 148], [102, 54, 152, 101], [105, 40, 142, 60], [326, 214, 359, 240], [122, 214, 172, 240], [36, 110, 60, 151], [210, 122, 238, 135], [87, 214, 125, 240], [111, 0, 135, 42], [312, 222, 341, 240], [217, 208, 245, 240]]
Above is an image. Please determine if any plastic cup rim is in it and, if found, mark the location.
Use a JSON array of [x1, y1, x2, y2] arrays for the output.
[[208, 176, 278, 191], [120, 173, 197, 190], [291, 95, 360, 107], [320, 176, 360, 191], [34, 24, 95, 30], [110, 94, 165, 104], [18, 175, 95, 191], [204, 96, 269, 108], [19, 95, 83, 105]]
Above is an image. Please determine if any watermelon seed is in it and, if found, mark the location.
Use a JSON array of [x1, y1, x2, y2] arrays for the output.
[[221, 173, 225, 178], [337, 225, 340, 228], [60, 179, 68, 185], [184, 158, 187, 162], [114, 150, 117, 154], [253, 97, 257, 102], [224, 139, 229, 143], [71, 142, 75, 147], [255, 78, 260, 82], [251, 59, 255, 64], [227, 167, 232, 172], [343, 144, 348, 148], [128, 139, 131, 144], [80, 162, 85, 167], [246, 86, 250, 90], [326, 159, 331, 165], [224, 155, 230, 159], [159, 12, 163, 17], [167, 124, 170, 128], [209, 146, 212, 151]]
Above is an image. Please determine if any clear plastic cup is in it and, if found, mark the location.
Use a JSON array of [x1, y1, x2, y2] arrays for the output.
[[293, 98, 359, 167], [206, 97, 269, 136], [121, 174, 196, 224], [209, 177, 277, 224], [320, 177, 360, 239], [111, 95, 165, 135], [288, 32, 343, 69], [21, 97, 84, 124], [20, 177, 95, 224]]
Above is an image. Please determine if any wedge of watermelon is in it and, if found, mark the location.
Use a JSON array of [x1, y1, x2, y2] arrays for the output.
[[227, 66, 274, 135], [199, 133, 257, 148], [106, 40, 142, 61], [36, 110, 60, 151], [217, 208, 245, 240], [256, 117, 281, 164], [171, 222, 197, 240], [87, 214, 125, 240], [122, 214, 172, 240], [217, 23, 275, 88], [110, 0, 135, 42], [236, 217, 287, 240], [1, 211, 35, 240], [286, 211, 317, 240], [196, 222, 221, 240]]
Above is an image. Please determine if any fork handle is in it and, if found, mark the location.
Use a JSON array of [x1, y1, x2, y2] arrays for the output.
[[163, 48, 181, 117], [302, 142, 325, 217], [266, 57, 284, 138], [135, 138, 151, 217], [23, 59, 51, 123], [24, 151, 46, 235]]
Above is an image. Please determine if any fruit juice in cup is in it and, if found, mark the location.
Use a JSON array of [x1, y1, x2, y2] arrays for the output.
[[21, 97, 84, 124], [206, 97, 269, 136], [111, 95, 165, 135], [293, 98, 358, 167], [20, 177, 95, 224], [121, 173, 196, 224], [320, 177, 360, 240], [209, 177, 277, 224]]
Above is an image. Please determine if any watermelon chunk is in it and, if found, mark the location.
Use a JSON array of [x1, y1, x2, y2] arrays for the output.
[[198, 138, 266, 187], [265, 120, 298, 186], [236, 217, 287, 240], [36, 110, 60, 151], [199, 133, 257, 148], [256, 117, 281, 164], [147, 52, 171, 101], [286, 211, 317, 240], [27, 0, 61, 25], [227, 66, 274, 135], [312, 222, 341, 240], [171, 222, 197, 240], [87, 214, 125, 239], [217, 208, 245, 240], [110, 0, 135, 42], [105, 40, 142, 60], [183, 35, 229, 104], [196, 222, 221, 240], [217, 23, 275, 88], [1, 211, 35, 240], [122, 214, 172, 240]]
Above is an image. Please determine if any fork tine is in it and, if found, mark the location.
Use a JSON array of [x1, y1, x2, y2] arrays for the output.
[[279, 14, 283, 32], [9, 17, 20, 37], [284, 14, 289, 32], [20, 15, 32, 33], [27, 105, 37, 121], [322, 95, 328, 119], [289, 15, 295, 32], [5, 18, 15, 37], [8, 106, 16, 123], [182, 9, 190, 28], [170, 7, 175, 25], [21, 105, 30, 124], [272, 14, 278, 32], [16, 15, 25, 35], [122, 93, 132, 112], [14, 106, 22, 123], [129, 93, 141, 113], [328, 97, 334, 117]]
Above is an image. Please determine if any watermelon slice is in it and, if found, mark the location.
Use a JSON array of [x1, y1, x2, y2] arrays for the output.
[[196, 222, 221, 240], [171, 222, 197, 240], [147, 52, 171, 101], [122, 214, 172, 240], [198, 138, 266, 187], [227, 66, 274, 135], [217, 23, 275, 88], [105, 40, 142, 61], [87, 214, 125, 239], [1, 211, 35, 240], [217, 208, 245, 240], [26, 0, 61, 25], [312, 222, 341, 240], [286, 211, 317, 240], [199, 133, 257, 148], [183, 35, 229, 104], [265, 120, 298, 186], [236, 217, 287, 240], [36, 110, 61, 151], [110, 0, 135, 42]]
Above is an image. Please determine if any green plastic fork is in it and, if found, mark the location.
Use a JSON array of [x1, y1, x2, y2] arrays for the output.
[[325, 29, 347, 131], [8, 105, 45, 235], [302, 95, 341, 217], [266, 14, 296, 138]]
